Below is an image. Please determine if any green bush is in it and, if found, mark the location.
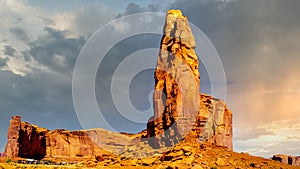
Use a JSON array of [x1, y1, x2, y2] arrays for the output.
[[5, 158, 11, 163]]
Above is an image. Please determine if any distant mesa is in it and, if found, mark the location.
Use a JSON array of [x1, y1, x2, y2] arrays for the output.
[[272, 154, 300, 166]]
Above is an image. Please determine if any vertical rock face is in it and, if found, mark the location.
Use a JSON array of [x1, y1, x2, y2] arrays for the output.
[[4, 116, 104, 160], [45, 129, 103, 158], [18, 122, 48, 159], [147, 10, 200, 148], [147, 10, 232, 150], [198, 94, 233, 150], [4, 116, 21, 158], [4, 117, 49, 160], [272, 154, 300, 166]]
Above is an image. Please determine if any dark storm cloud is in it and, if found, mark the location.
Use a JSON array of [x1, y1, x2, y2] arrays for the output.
[[94, 34, 161, 131], [0, 2, 113, 151], [21, 51, 32, 62], [70, 4, 115, 36], [169, 0, 300, 78], [28, 27, 86, 73], [3, 45, 16, 56], [43, 18, 56, 26], [124, 3, 143, 14], [1, 21, 88, 152], [117, 3, 160, 17], [9, 27, 30, 42], [0, 69, 82, 151], [0, 26, 86, 150], [0, 57, 8, 68]]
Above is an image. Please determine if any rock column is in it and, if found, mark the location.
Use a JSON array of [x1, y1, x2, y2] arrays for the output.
[[147, 10, 200, 148], [4, 116, 21, 158]]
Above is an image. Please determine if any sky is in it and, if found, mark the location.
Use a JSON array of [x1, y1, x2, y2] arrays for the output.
[[0, 0, 300, 158]]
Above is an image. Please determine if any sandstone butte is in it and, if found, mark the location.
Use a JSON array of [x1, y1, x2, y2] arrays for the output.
[[2, 10, 299, 168]]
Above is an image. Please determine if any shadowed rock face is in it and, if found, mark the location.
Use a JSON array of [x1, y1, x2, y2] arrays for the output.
[[18, 122, 47, 159], [4, 116, 104, 159], [272, 154, 300, 166], [198, 94, 233, 150], [4, 116, 21, 159], [146, 10, 232, 150], [146, 10, 200, 148], [4, 116, 48, 160]]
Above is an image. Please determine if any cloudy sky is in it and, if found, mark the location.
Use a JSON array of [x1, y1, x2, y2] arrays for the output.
[[1, 0, 300, 158]]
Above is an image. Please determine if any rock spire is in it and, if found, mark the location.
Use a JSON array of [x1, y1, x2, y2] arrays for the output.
[[147, 10, 232, 150]]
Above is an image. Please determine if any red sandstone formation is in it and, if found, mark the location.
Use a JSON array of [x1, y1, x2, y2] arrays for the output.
[[18, 122, 48, 159], [45, 129, 103, 158], [4, 116, 21, 159], [198, 94, 232, 150], [272, 154, 300, 166], [146, 10, 232, 150], [4, 116, 104, 160]]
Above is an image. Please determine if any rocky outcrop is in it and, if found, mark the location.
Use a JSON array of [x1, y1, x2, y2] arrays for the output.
[[198, 94, 233, 150], [4, 116, 104, 160], [45, 129, 103, 158], [1, 136, 297, 168], [4, 116, 21, 159], [272, 154, 300, 166], [18, 122, 48, 159], [146, 9, 200, 148], [146, 10, 232, 150]]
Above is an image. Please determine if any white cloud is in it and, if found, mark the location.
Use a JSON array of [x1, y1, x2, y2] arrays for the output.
[[0, 0, 48, 40], [0, 0, 116, 76], [6, 55, 49, 76], [234, 118, 300, 157], [0, 0, 54, 75], [53, 3, 115, 37]]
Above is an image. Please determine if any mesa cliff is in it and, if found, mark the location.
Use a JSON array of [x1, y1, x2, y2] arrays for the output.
[[4, 116, 104, 160], [272, 154, 300, 166]]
